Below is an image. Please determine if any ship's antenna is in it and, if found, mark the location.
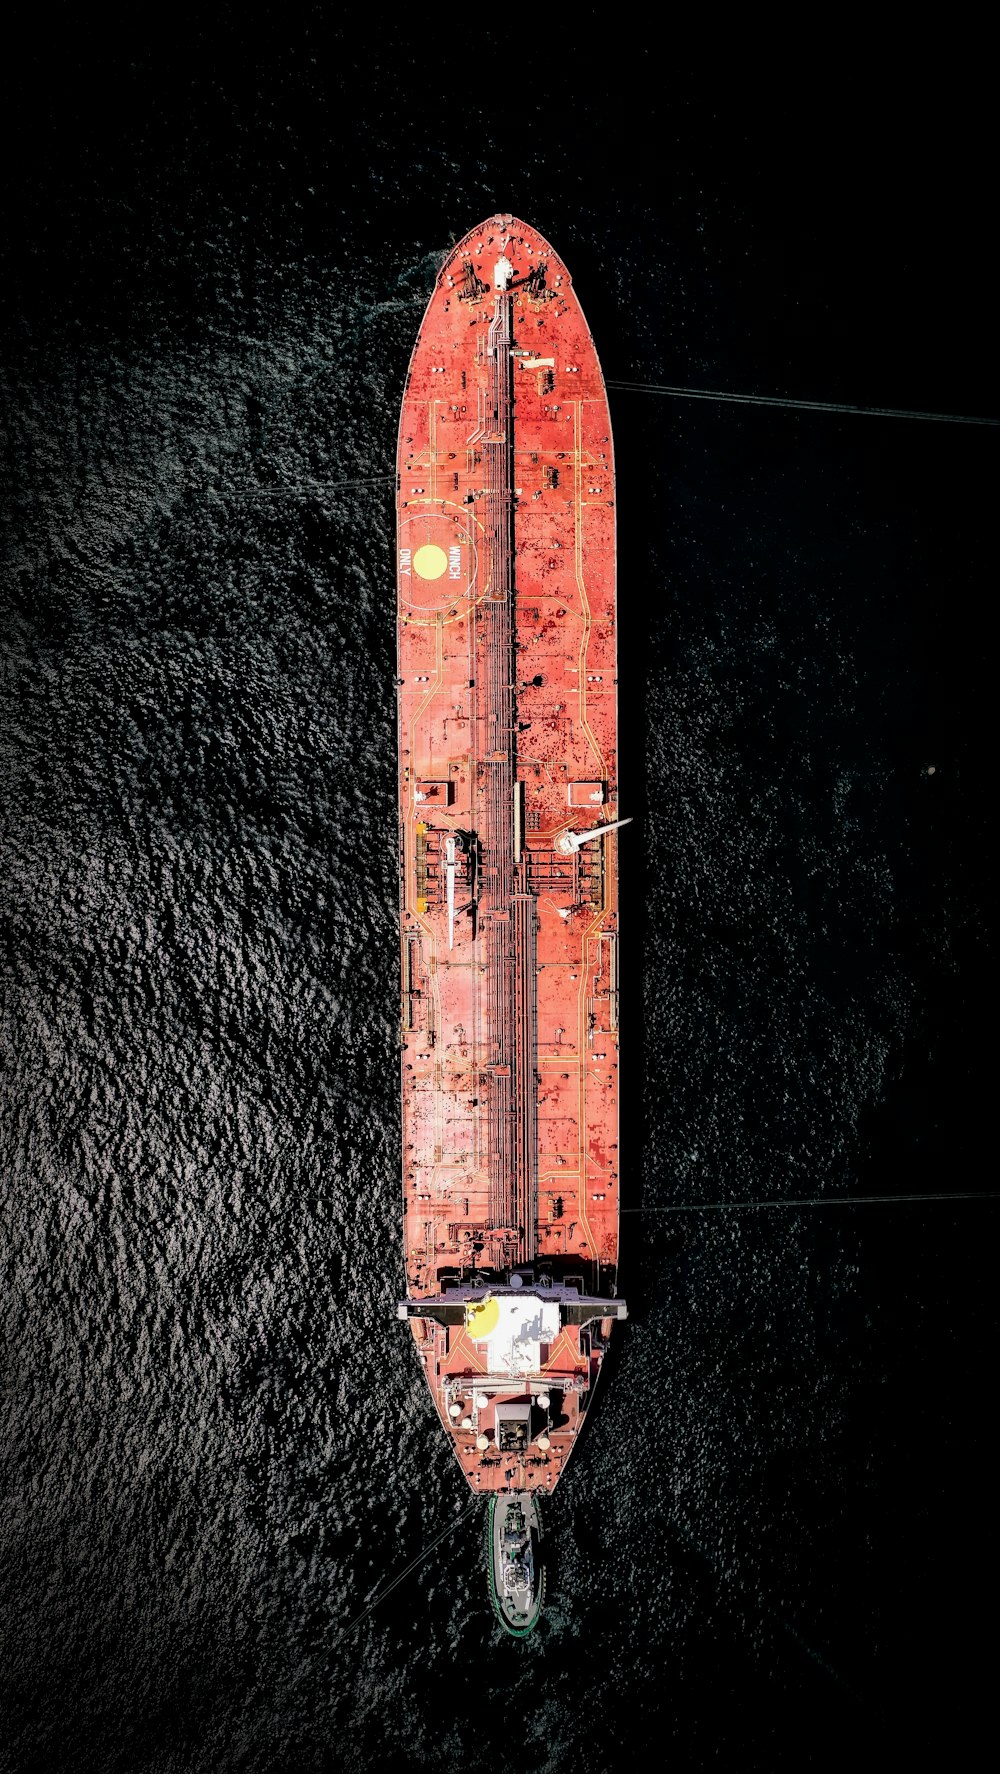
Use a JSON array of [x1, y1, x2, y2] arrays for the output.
[[623, 1190, 1000, 1213], [607, 379, 999, 427], [333, 1499, 480, 1645]]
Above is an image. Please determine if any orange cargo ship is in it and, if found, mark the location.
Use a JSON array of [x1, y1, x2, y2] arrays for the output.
[[396, 215, 627, 1524]]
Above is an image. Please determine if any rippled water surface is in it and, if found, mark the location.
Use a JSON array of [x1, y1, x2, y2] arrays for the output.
[[1, 32, 995, 1773]]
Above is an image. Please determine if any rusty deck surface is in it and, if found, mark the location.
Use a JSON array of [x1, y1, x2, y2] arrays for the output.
[[396, 215, 625, 1497]]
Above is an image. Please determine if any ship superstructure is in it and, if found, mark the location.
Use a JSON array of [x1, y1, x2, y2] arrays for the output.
[[396, 215, 626, 1506]]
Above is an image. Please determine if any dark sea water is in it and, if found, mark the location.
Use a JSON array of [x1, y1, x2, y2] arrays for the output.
[[1, 29, 995, 1774]]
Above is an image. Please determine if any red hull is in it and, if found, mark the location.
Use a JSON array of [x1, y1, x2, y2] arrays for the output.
[[396, 216, 625, 1497]]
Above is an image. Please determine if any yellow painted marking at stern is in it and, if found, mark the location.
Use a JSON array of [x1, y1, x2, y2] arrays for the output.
[[464, 1296, 501, 1337]]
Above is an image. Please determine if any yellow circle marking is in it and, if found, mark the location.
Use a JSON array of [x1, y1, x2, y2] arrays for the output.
[[413, 543, 448, 580], [465, 1296, 500, 1338]]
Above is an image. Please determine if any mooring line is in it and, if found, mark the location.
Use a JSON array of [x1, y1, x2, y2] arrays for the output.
[[334, 1499, 480, 1645], [623, 1190, 1000, 1213], [237, 474, 395, 497], [607, 378, 999, 427]]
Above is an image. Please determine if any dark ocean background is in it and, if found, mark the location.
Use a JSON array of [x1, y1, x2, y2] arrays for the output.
[[1, 25, 995, 1773]]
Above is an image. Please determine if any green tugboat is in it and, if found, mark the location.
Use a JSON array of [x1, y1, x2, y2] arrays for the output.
[[487, 1493, 545, 1636]]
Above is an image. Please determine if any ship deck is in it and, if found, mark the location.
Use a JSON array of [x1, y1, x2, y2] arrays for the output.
[[396, 215, 622, 1494]]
